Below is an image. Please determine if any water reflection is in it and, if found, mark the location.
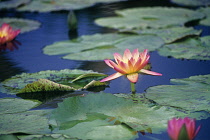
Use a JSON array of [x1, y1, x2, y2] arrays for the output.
[[0, 40, 21, 52], [0, 51, 25, 82]]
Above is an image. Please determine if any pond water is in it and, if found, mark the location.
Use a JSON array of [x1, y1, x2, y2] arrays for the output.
[[0, 0, 210, 139]]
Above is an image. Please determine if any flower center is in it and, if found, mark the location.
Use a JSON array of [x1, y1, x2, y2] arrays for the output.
[[0, 32, 7, 38]]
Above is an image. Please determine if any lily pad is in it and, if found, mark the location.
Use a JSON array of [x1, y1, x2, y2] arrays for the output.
[[95, 7, 205, 30], [18, 134, 75, 140], [43, 33, 164, 61], [18, 79, 76, 93], [55, 119, 138, 140], [0, 0, 30, 10], [171, 0, 210, 6], [197, 7, 210, 26], [0, 113, 51, 135], [50, 93, 176, 134], [121, 27, 202, 43], [0, 18, 41, 33], [17, 0, 128, 12], [0, 98, 41, 114], [145, 74, 210, 112], [0, 69, 107, 95], [158, 36, 210, 60]]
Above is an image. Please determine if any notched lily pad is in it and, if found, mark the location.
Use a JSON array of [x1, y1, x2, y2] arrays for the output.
[[43, 33, 164, 61], [0, 18, 41, 33], [171, 0, 210, 6], [0, 98, 41, 115], [0, 0, 30, 10], [0, 69, 107, 95], [121, 27, 202, 44], [158, 36, 210, 60], [95, 7, 205, 30], [50, 92, 176, 134], [197, 7, 210, 26], [17, 0, 128, 12], [145, 74, 210, 112]]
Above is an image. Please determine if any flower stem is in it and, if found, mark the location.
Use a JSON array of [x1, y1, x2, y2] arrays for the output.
[[130, 82, 136, 94]]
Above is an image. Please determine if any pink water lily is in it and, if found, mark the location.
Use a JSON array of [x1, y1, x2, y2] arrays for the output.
[[168, 117, 201, 140], [0, 23, 20, 45], [100, 49, 162, 83]]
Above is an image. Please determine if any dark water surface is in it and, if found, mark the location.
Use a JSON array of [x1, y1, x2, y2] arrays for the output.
[[0, 0, 210, 139]]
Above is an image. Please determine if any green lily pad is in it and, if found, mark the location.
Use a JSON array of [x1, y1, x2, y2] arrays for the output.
[[50, 93, 176, 134], [43, 33, 164, 61], [0, 135, 18, 140], [17, 0, 128, 12], [18, 134, 75, 140], [0, 0, 30, 10], [0, 113, 51, 135], [18, 79, 76, 93], [145, 74, 210, 112], [122, 27, 202, 43], [0, 18, 41, 33], [0, 98, 41, 115], [158, 36, 210, 60], [197, 7, 210, 26], [0, 69, 107, 95], [54, 119, 138, 140], [171, 0, 210, 6], [95, 7, 205, 30]]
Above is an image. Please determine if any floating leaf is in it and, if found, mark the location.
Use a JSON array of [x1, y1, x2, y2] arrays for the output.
[[43, 33, 164, 61], [0, 69, 106, 95], [0, 135, 18, 140], [197, 7, 210, 26], [145, 74, 210, 112], [122, 27, 202, 43], [0, 114, 50, 135], [19, 79, 76, 93], [0, 18, 41, 33], [95, 7, 205, 30], [171, 0, 210, 6], [18, 134, 75, 140], [55, 119, 138, 140], [0, 0, 30, 10], [17, 0, 129, 12], [158, 36, 210, 60], [50, 93, 176, 134], [0, 98, 41, 115]]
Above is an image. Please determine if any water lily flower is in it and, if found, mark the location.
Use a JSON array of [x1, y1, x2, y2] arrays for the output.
[[168, 117, 201, 140], [100, 49, 162, 83], [0, 23, 20, 45]]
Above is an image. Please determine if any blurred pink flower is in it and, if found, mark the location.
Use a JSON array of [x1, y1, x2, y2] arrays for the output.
[[168, 117, 201, 140], [100, 49, 162, 83], [0, 23, 20, 45]]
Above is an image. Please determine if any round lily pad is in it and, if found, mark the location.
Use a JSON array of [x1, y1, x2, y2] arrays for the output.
[[0, 18, 41, 33], [0, 0, 30, 10], [122, 27, 202, 43], [158, 36, 210, 60], [43, 33, 164, 61], [145, 74, 210, 112], [197, 7, 210, 26], [95, 7, 205, 30], [171, 0, 210, 6], [0, 98, 41, 115], [0, 69, 107, 95], [17, 0, 128, 12]]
